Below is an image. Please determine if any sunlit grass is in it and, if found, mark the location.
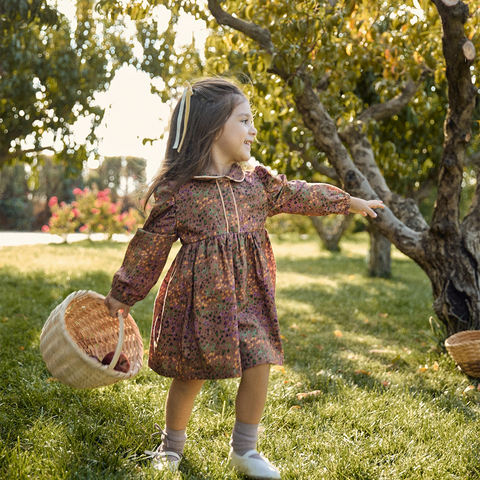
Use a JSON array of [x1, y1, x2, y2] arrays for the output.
[[1, 233, 479, 479]]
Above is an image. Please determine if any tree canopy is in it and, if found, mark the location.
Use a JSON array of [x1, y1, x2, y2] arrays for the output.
[[0, 0, 132, 173]]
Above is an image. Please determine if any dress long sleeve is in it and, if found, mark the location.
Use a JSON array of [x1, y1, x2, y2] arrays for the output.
[[255, 165, 350, 217], [110, 195, 178, 306]]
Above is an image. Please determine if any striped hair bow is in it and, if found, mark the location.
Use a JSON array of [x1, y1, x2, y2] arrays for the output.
[[173, 82, 193, 153]]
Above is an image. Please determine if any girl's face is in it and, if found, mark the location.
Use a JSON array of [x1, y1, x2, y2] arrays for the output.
[[211, 98, 257, 169]]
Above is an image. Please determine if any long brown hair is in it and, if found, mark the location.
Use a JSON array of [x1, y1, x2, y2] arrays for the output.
[[144, 77, 247, 208]]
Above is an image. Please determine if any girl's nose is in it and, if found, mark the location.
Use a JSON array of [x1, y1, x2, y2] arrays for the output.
[[250, 124, 258, 136]]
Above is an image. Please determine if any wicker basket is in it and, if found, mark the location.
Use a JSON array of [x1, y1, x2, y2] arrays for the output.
[[40, 290, 144, 389], [445, 330, 480, 378]]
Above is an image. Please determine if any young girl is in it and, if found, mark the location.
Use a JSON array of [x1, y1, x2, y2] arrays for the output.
[[105, 77, 384, 478]]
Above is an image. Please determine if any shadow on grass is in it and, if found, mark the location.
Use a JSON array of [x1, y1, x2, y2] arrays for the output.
[[0, 266, 162, 478]]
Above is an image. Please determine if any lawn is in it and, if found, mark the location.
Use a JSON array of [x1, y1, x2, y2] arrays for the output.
[[1, 233, 480, 479]]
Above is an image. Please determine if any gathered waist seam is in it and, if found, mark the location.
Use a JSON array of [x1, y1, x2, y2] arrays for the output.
[[180, 229, 266, 246]]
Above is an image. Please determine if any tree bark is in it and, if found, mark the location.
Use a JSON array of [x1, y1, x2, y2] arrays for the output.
[[367, 226, 392, 278], [310, 214, 353, 252]]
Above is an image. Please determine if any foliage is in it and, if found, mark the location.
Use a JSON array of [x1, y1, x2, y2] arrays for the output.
[[0, 0, 133, 171], [101, 0, 480, 204], [0, 163, 34, 230], [43, 186, 144, 239], [1, 237, 480, 478], [84, 156, 147, 205]]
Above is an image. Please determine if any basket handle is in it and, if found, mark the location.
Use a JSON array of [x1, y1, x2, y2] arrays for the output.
[[106, 310, 126, 371]]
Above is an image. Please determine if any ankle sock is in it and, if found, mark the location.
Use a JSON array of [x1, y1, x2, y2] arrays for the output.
[[159, 426, 187, 458], [231, 420, 262, 460]]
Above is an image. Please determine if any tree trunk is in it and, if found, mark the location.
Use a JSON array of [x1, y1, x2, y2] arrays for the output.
[[310, 214, 353, 251], [368, 226, 391, 278]]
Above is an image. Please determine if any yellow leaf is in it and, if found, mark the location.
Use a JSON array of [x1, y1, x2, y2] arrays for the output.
[[366, 31, 373, 42], [290, 324, 299, 330], [381, 381, 391, 387], [364, 318, 369, 323], [379, 312, 389, 318], [296, 390, 322, 400], [271, 365, 286, 374], [334, 330, 343, 338], [280, 334, 288, 342], [433, 361, 439, 371], [354, 370, 371, 375], [385, 48, 391, 61], [463, 385, 475, 394], [346, 43, 353, 56], [418, 365, 428, 372], [288, 405, 301, 411], [348, 275, 355, 280], [413, 51, 422, 63], [401, 24, 408, 32]]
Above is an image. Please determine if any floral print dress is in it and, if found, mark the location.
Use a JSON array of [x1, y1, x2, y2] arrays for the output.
[[110, 163, 350, 380]]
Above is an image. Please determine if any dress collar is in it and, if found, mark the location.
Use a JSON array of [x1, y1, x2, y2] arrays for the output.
[[193, 162, 245, 182]]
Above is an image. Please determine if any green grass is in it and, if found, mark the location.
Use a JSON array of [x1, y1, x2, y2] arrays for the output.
[[1, 233, 480, 479]]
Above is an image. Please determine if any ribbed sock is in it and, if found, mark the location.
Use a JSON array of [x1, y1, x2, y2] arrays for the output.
[[231, 420, 262, 459], [159, 426, 187, 458]]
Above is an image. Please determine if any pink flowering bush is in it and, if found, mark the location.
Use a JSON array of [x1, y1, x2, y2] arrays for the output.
[[42, 187, 145, 240]]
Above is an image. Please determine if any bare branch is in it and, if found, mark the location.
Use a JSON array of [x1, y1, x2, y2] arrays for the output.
[[207, 0, 274, 52]]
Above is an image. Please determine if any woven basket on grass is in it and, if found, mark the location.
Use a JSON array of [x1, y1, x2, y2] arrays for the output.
[[40, 290, 144, 389], [445, 330, 480, 378]]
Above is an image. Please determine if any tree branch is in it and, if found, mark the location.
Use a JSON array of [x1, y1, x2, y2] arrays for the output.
[[336, 78, 429, 232], [292, 74, 422, 259], [287, 141, 339, 181], [339, 78, 423, 140], [207, 0, 274, 52], [430, 0, 477, 235]]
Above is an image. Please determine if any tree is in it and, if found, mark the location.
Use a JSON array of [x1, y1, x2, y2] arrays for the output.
[[0, 0, 133, 173], [124, 0, 480, 277], [108, 0, 480, 334]]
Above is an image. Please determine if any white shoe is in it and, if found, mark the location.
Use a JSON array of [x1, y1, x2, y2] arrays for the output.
[[145, 448, 182, 472], [228, 448, 281, 479]]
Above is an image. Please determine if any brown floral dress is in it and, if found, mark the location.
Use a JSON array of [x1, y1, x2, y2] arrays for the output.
[[110, 163, 350, 380]]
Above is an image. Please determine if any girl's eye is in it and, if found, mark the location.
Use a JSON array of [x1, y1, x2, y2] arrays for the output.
[[241, 119, 248, 124]]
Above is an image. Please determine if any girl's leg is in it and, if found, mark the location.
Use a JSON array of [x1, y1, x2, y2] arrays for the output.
[[229, 364, 281, 478], [150, 378, 204, 471], [166, 378, 205, 430], [235, 363, 270, 425]]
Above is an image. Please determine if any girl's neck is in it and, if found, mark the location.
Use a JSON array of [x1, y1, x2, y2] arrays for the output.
[[207, 159, 235, 176]]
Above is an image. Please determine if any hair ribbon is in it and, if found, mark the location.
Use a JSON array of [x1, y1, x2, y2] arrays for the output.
[[173, 82, 193, 153]]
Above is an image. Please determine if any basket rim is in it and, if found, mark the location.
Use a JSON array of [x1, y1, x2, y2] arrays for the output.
[[445, 330, 480, 348], [44, 290, 136, 379]]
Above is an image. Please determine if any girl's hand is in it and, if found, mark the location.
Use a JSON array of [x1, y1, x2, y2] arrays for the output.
[[104, 292, 131, 318], [349, 197, 385, 218]]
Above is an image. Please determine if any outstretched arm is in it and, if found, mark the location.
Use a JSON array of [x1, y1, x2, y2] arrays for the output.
[[349, 197, 385, 218]]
